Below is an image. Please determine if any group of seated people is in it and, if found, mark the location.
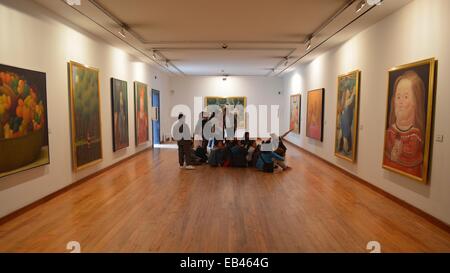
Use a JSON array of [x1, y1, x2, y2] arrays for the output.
[[175, 112, 291, 172], [200, 133, 289, 173]]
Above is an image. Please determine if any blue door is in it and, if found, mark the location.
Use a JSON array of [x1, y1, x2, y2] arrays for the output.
[[151, 89, 161, 145]]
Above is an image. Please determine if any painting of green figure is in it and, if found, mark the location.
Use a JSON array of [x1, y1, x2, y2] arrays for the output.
[[69, 61, 103, 171], [335, 70, 360, 162], [111, 78, 129, 152]]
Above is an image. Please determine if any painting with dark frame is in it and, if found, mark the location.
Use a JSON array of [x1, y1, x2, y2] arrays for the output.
[[306, 88, 325, 142], [382, 58, 436, 184], [68, 61, 103, 171], [289, 94, 301, 135], [0, 64, 49, 178], [335, 70, 360, 162], [134, 81, 149, 146], [111, 78, 129, 152]]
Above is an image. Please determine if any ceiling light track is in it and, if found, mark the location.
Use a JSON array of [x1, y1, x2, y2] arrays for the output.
[[268, 0, 356, 77], [275, 0, 379, 76], [82, 0, 185, 75]]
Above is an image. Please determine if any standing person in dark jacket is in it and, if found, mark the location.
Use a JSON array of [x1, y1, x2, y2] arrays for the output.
[[172, 113, 195, 170]]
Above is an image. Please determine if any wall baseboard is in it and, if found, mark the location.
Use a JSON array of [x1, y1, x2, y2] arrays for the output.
[[0, 147, 152, 225], [283, 138, 450, 234]]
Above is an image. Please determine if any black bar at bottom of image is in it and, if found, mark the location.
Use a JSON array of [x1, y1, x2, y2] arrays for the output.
[[0, 253, 447, 272]]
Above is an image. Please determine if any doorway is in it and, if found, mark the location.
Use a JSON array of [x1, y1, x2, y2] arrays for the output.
[[151, 89, 161, 145]]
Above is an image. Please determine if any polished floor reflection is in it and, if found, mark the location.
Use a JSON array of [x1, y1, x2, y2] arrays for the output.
[[0, 144, 449, 252]]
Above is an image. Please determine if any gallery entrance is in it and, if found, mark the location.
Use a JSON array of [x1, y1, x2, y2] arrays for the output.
[[151, 89, 161, 145]]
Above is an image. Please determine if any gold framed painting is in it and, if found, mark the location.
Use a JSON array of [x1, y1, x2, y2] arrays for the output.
[[335, 70, 360, 162], [306, 88, 324, 142], [204, 96, 247, 129], [68, 61, 103, 171], [289, 94, 301, 134], [111, 78, 129, 152], [134, 81, 149, 146], [382, 58, 436, 184]]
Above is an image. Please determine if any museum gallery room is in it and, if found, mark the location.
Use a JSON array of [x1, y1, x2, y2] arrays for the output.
[[0, 0, 450, 255]]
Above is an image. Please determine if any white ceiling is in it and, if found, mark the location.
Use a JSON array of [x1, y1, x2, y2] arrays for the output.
[[34, 0, 412, 76]]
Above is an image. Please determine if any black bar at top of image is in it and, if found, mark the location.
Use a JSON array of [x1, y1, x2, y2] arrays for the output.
[[0, 253, 448, 272]]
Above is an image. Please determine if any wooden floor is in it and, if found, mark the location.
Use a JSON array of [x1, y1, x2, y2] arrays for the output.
[[0, 143, 449, 253]]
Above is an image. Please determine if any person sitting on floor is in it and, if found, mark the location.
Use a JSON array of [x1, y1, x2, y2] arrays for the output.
[[208, 140, 225, 167], [256, 140, 288, 172], [246, 140, 257, 166], [231, 141, 248, 167]]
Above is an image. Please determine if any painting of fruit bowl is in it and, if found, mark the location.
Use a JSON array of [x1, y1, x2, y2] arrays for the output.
[[0, 64, 49, 178]]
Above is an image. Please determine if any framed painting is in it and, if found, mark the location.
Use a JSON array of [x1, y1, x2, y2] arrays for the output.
[[306, 88, 325, 141], [204, 96, 247, 129], [68, 61, 103, 171], [111, 78, 129, 152], [134, 81, 149, 145], [382, 58, 436, 183], [0, 64, 49, 178], [335, 70, 361, 162], [289, 94, 301, 134]]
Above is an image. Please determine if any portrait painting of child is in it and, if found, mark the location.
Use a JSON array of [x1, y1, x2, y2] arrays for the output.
[[383, 59, 436, 183]]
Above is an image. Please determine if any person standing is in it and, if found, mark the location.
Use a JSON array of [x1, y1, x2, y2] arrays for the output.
[[173, 113, 195, 170]]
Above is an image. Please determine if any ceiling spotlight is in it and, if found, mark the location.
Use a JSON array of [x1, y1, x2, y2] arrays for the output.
[[367, 0, 383, 6], [284, 57, 289, 66], [65, 0, 81, 6], [305, 38, 312, 51], [356, 0, 366, 12], [222, 43, 228, 49], [118, 28, 126, 38]]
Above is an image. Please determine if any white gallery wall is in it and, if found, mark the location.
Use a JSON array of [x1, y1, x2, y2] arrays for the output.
[[0, 0, 170, 218], [169, 76, 284, 138], [283, 0, 450, 224]]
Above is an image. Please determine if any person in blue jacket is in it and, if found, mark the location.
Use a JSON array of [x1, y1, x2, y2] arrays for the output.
[[256, 140, 287, 171]]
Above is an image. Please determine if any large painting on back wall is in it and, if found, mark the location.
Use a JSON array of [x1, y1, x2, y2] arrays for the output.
[[306, 88, 324, 141], [0, 64, 49, 178], [134, 81, 148, 145], [383, 58, 436, 184], [289, 94, 301, 134], [111, 78, 129, 151], [335, 70, 360, 162], [68, 61, 103, 171], [204, 96, 246, 129]]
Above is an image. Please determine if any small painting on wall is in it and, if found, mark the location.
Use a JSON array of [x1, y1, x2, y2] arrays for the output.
[[134, 81, 149, 145], [68, 61, 103, 171], [0, 64, 49, 178], [383, 58, 436, 183], [306, 88, 325, 141], [335, 70, 360, 162], [289, 94, 301, 134], [111, 78, 129, 152]]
